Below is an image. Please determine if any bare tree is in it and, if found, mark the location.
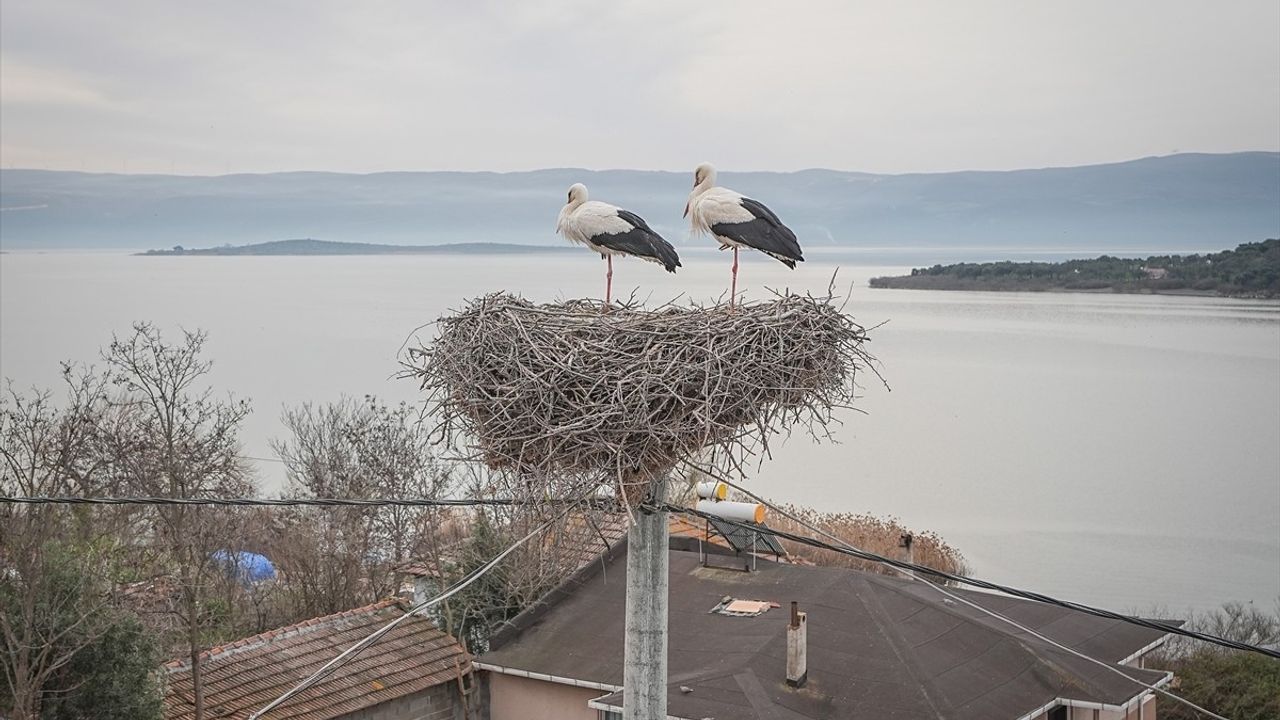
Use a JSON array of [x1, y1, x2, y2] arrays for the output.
[[271, 397, 458, 619], [0, 371, 121, 719], [1149, 601, 1280, 719], [101, 324, 253, 720]]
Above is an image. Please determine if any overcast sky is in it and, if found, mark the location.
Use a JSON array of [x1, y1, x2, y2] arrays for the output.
[[2, 1, 1277, 175]]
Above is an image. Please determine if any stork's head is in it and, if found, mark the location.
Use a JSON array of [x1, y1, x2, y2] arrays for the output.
[[685, 162, 716, 218], [565, 183, 588, 206], [693, 162, 716, 188]]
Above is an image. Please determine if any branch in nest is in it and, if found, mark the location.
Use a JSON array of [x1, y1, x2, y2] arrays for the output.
[[403, 292, 879, 503]]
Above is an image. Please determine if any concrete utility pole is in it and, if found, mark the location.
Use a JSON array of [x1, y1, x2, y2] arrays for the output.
[[623, 474, 669, 720]]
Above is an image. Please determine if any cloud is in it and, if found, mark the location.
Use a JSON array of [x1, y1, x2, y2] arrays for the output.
[[1, 0, 1276, 174], [0, 60, 116, 109]]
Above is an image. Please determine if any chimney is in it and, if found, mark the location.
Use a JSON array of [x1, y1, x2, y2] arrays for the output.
[[898, 533, 915, 580], [786, 601, 807, 688]]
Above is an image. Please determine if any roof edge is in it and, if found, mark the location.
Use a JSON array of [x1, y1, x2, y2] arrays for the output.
[[486, 532, 628, 651], [587, 695, 695, 720], [1012, 671, 1172, 720], [1116, 632, 1174, 666], [474, 661, 622, 693], [164, 597, 409, 671]]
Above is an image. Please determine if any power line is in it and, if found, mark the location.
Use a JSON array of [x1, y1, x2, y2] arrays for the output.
[[237, 455, 287, 464], [10, 492, 1274, 662], [656, 501, 1280, 661], [246, 514, 559, 719], [706, 479, 1230, 720], [929, 582, 1224, 719], [0, 495, 598, 508]]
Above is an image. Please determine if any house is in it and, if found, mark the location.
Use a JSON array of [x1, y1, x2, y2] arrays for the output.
[[163, 599, 475, 720], [477, 538, 1174, 720]]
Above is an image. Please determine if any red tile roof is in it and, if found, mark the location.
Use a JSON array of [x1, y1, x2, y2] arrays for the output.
[[163, 599, 469, 720]]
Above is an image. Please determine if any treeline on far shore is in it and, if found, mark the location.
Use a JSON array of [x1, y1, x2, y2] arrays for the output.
[[870, 239, 1280, 298]]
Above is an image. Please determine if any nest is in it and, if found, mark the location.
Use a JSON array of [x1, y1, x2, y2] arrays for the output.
[[405, 293, 877, 501]]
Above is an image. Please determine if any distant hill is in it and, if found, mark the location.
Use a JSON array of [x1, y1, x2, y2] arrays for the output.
[[870, 239, 1280, 298], [137, 239, 578, 256], [2, 153, 1277, 254]]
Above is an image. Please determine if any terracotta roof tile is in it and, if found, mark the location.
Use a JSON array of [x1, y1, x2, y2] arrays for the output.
[[163, 599, 469, 720]]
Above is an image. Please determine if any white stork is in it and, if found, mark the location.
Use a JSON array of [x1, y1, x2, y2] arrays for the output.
[[684, 162, 803, 305], [557, 183, 681, 305]]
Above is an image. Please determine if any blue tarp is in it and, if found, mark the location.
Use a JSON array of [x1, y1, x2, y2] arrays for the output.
[[211, 550, 276, 582]]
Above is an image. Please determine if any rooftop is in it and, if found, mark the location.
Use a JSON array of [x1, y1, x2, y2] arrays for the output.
[[163, 599, 469, 720], [480, 545, 1173, 720]]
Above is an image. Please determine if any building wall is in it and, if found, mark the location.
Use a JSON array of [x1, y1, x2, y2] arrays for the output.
[[487, 672, 601, 720], [1122, 695, 1157, 720], [1028, 696, 1157, 720], [340, 683, 466, 720]]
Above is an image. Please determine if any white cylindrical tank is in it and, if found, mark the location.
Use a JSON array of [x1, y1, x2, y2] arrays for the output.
[[696, 499, 765, 523], [695, 481, 728, 500]]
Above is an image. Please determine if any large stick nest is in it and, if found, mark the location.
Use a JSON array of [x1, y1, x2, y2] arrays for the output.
[[405, 293, 877, 501]]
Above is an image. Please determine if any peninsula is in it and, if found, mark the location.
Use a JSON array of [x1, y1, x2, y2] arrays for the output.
[[870, 239, 1279, 298], [138, 239, 577, 256]]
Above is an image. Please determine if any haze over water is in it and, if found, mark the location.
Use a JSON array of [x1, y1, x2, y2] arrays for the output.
[[2, 250, 1277, 614]]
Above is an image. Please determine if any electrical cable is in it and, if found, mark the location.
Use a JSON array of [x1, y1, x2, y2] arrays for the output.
[[0, 495, 598, 508], [8, 492, 1273, 662], [656, 498, 1280, 661], [237, 455, 287, 464], [703, 479, 1231, 720], [245, 513, 560, 719]]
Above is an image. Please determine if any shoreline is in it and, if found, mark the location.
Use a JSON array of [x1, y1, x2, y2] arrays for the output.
[[867, 280, 1276, 300]]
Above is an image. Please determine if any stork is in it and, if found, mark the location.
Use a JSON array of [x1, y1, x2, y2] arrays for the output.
[[557, 183, 681, 305], [684, 162, 803, 305]]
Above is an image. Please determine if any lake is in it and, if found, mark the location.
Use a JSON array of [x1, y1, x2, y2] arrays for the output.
[[2, 250, 1277, 615]]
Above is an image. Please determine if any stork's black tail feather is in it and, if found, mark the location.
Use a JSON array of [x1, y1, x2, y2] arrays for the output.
[[724, 197, 804, 267], [649, 235, 682, 273]]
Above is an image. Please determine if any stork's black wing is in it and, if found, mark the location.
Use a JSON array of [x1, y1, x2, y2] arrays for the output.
[[710, 197, 803, 268], [589, 210, 681, 272]]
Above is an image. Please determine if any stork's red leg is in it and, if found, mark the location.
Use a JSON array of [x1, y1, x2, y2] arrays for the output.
[[730, 247, 739, 307], [606, 254, 613, 306]]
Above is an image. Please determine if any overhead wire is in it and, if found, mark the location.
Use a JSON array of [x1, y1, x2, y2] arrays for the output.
[[0, 495, 599, 508], [245, 511, 563, 719], [655, 494, 1280, 660], [237, 454, 287, 464], [699, 477, 1231, 720], [6, 492, 1274, 663]]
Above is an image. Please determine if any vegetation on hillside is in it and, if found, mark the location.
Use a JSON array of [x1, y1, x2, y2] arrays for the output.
[[870, 239, 1280, 298], [1150, 602, 1280, 720]]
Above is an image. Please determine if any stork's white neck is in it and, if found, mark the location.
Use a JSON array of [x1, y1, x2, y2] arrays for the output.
[[692, 172, 716, 198]]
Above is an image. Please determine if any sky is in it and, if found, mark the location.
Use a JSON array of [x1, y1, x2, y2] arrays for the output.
[[1, 0, 1278, 175]]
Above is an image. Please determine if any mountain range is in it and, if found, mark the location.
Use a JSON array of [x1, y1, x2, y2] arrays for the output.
[[1, 152, 1276, 254]]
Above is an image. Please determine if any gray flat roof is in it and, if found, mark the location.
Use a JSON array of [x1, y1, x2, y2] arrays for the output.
[[482, 545, 1171, 720]]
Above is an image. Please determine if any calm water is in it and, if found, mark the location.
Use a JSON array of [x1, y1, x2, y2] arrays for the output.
[[2, 251, 1277, 614]]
